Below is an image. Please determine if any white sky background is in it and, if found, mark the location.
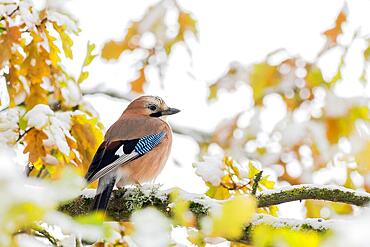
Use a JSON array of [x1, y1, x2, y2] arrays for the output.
[[56, 0, 370, 224]]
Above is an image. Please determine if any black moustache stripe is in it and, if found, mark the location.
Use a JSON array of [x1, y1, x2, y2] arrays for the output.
[[150, 111, 162, 117]]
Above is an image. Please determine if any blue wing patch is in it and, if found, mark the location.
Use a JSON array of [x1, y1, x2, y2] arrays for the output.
[[134, 131, 166, 155]]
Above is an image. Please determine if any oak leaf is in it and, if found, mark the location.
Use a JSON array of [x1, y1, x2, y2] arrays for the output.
[[23, 128, 48, 163], [70, 114, 103, 170], [323, 4, 347, 47], [130, 68, 146, 93]]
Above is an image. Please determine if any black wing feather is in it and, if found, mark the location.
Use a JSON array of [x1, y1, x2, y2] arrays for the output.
[[92, 174, 117, 211], [84, 139, 140, 183]]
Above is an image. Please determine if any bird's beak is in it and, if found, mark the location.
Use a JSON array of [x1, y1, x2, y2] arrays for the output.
[[161, 107, 180, 116]]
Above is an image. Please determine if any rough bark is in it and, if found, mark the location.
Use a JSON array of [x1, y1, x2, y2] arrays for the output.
[[257, 184, 370, 207]]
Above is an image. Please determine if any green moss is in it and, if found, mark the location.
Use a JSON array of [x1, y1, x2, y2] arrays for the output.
[[299, 223, 328, 232], [189, 202, 209, 217], [106, 186, 170, 221], [257, 186, 369, 207], [59, 196, 94, 217]]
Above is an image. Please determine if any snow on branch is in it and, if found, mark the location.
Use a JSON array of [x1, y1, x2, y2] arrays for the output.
[[59, 184, 369, 242], [252, 214, 332, 231], [257, 184, 370, 207]]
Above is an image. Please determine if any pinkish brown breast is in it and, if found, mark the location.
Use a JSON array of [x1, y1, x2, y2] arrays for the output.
[[116, 121, 172, 187]]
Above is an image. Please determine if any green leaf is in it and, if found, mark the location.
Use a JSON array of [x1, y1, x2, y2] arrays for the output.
[[5, 202, 45, 228], [206, 185, 230, 200], [305, 66, 326, 88], [77, 71, 89, 84], [248, 162, 261, 179], [53, 23, 73, 59], [364, 41, 370, 61], [207, 196, 256, 239], [75, 211, 105, 225], [83, 41, 97, 67], [252, 224, 324, 247], [77, 41, 97, 84], [19, 116, 28, 130]]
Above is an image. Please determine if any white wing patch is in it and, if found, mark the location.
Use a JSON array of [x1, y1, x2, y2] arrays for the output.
[[115, 145, 125, 156], [89, 152, 138, 183]]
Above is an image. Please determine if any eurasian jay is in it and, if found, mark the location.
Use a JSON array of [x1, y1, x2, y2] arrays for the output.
[[85, 96, 180, 211]]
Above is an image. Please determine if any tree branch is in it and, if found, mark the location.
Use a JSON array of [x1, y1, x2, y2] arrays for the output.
[[59, 184, 369, 243], [82, 86, 212, 143], [82, 86, 135, 102], [257, 184, 370, 207]]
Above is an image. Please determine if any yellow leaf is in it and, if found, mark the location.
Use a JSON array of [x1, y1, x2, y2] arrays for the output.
[[101, 23, 138, 60], [326, 106, 369, 144], [170, 188, 195, 227], [209, 196, 256, 239], [178, 11, 198, 37], [248, 162, 261, 179], [305, 200, 324, 218], [23, 128, 48, 163], [208, 84, 218, 101], [305, 65, 326, 88], [330, 201, 352, 215], [5, 203, 45, 229], [83, 41, 97, 67], [355, 141, 370, 174], [0, 25, 22, 66], [323, 4, 347, 46], [43, 25, 61, 67], [20, 39, 51, 85], [101, 40, 127, 60], [206, 185, 230, 200], [77, 42, 97, 84], [33, 157, 44, 170], [260, 175, 275, 189], [53, 23, 73, 59], [252, 224, 323, 247], [130, 68, 146, 93], [6, 63, 25, 107], [78, 71, 89, 84], [230, 243, 251, 247], [188, 229, 206, 247], [70, 114, 104, 171], [25, 84, 48, 110], [249, 63, 281, 104]]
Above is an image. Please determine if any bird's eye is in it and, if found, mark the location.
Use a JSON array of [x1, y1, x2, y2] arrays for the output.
[[148, 104, 157, 111]]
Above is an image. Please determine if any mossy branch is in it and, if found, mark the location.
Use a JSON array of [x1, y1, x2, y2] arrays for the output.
[[256, 184, 370, 207], [59, 184, 369, 243]]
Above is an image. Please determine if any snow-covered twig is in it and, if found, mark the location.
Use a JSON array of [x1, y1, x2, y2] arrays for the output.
[[252, 214, 332, 231]]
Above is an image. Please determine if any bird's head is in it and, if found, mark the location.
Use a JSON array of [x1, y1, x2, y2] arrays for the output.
[[124, 96, 180, 118]]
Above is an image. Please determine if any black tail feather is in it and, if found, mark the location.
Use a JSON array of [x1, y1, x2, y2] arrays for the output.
[[92, 174, 116, 212]]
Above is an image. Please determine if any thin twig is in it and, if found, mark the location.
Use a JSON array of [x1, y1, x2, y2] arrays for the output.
[[16, 127, 34, 143], [36, 166, 45, 178], [24, 163, 33, 177], [0, 6, 19, 22], [252, 171, 263, 195], [30, 224, 61, 246]]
